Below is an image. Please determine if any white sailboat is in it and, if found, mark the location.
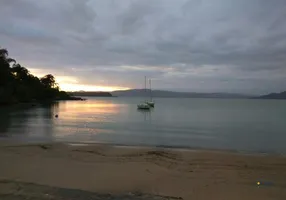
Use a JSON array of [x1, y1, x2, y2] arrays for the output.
[[137, 76, 151, 110], [146, 79, 155, 107], [137, 103, 150, 109]]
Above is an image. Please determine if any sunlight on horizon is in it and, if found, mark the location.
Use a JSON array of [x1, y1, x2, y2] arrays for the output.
[[28, 68, 130, 92], [59, 83, 130, 92]]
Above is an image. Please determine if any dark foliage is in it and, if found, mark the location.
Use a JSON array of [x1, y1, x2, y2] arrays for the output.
[[0, 46, 73, 105]]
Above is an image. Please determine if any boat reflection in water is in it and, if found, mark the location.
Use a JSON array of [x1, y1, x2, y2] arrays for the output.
[[137, 107, 153, 122]]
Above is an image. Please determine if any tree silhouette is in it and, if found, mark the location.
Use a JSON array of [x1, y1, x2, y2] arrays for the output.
[[11, 64, 29, 81], [40, 74, 57, 88], [0, 47, 16, 65], [0, 48, 8, 58], [0, 46, 73, 105], [0, 47, 14, 86]]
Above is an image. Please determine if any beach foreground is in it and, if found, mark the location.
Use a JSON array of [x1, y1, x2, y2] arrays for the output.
[[0, 143, 286, 200]]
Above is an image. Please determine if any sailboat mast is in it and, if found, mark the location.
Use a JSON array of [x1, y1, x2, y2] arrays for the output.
[[149, 79, 152, 101], [144, 76, 147, 99]]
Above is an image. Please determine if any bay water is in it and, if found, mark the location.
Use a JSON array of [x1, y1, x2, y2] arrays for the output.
[[1, 97, 286, 154]]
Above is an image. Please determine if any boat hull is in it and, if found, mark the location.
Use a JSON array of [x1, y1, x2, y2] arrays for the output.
[[146, 102, 155, 107], [137, 103, 151, 110]]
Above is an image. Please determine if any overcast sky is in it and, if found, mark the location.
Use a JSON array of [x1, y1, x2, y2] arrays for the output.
[[1, 0, 286, 94]]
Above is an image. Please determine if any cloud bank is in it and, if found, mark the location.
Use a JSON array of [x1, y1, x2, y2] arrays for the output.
[[1, 0, 286, 93]]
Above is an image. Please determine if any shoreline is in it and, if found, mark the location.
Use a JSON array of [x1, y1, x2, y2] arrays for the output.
[[0, 97, 86, 107], [1, 140, 285, 157], [1, 142, 286, 200]]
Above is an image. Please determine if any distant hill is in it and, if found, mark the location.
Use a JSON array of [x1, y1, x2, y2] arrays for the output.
[[111, 89, 251, 99], [69, 91, 112, 97], [255, 91, 286, 99]]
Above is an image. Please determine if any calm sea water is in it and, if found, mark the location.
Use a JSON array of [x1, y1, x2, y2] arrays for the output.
[[1, 97, 286, 154]]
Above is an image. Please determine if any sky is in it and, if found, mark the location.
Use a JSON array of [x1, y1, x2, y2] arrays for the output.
[[1, 0, 286, 94]]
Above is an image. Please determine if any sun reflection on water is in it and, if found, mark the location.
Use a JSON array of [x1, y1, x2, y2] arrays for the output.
[[52, 99, 121, 139], [55, 100, 121, 121]]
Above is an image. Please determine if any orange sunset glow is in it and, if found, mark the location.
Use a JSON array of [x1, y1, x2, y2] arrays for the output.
[[28, 68, 130, 92], [59, 83, 130, 92]]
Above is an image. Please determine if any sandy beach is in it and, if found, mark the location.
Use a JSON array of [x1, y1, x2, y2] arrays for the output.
[[0, 143, 286, 200]]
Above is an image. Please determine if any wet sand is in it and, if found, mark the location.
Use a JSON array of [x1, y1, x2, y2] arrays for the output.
[[0, 143, 286, 200]]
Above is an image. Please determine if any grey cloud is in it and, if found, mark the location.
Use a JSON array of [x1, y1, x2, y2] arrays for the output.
[[1, 0, 286, 93]]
